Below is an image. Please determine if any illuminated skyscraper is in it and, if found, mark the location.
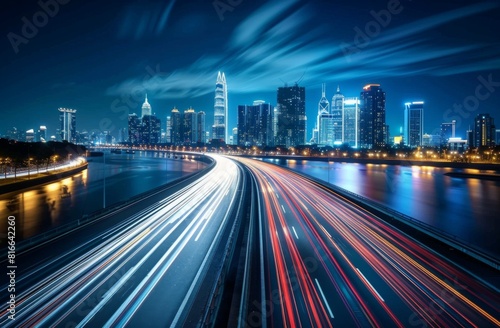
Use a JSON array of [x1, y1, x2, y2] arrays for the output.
[[440, 120, 456, 146], [141, 94, 152, 117], [58, 108, 77, 143], [474, 113, 496, 147], [183, 107, 197, 144], [237, 101, 273, 147], [275, 83, 306, 147], [359, 84, 386, 149], [315, 84, 333, 145], [37, 125, 47, 142], [343, 97, 360, 148], [197, 111, 206, 144], [170, 107, 181, 145], [212, 71, 228, 142], [128, 113, 141, 144], [166, 116, 172, 144], [404, 101, 424, 148], [141, 115, 161, 144], [331, 85, 344, 144]]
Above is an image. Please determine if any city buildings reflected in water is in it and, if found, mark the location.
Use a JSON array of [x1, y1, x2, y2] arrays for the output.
[[0, 152, 203, 244]]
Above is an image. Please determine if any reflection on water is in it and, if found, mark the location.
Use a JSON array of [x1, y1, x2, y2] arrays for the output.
[[0, 152, 204, 244], [273, 159, 500, 258]]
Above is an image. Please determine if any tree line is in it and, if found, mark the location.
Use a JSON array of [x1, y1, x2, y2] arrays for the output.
[[0, 139, 86, 178]]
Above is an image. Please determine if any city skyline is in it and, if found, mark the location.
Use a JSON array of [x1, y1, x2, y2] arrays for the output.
[[1, 0, 499, 141]]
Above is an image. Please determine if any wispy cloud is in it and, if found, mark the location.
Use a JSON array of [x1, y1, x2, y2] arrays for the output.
[[107, 0, 500, 99]]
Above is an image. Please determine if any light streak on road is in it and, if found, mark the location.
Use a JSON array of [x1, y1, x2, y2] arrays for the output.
[[0, 154, 242, 327], [235, 157, 500, 327]]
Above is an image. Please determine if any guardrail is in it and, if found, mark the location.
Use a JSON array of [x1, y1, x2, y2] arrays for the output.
[[199, 162, 250, 327]]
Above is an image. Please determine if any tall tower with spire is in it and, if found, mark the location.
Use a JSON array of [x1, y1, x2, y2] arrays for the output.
[[315, 84, 333, 145], [331, 85, 344, 144], [141, 94, 152, 117], [212, 71, 228, 142]]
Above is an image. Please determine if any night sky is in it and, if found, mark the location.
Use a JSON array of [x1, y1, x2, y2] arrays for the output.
[[1, 0, 499, 141]]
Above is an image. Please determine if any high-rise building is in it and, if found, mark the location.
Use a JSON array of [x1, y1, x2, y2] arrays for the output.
[[440, 120, 456, 146], [359, 84, 386, 149], [182, 107, 197, 144], [474, 113, 496, 147], [26, 129, 35, 142], [232, 127, 238, 145], [273, 106, 280, 143], [58, 108, 77, 143], [128, 95, 160, 145], [331, 85, 344, 144], [128, 113, 141, 144], [314, 84, 333, 145], [212, 71, 228, 142], [170, 107, 181, 145], [141, 94, 152, 117], [275, 83, 306, 148], [237, 101, 273, 147], [166, 116, 172, 144], [404, 101, 424, 148], [37, 125, 47, 142], [141, 115, 161, 144], [197, 111, 206, 144], [343, 97, 360, 148]]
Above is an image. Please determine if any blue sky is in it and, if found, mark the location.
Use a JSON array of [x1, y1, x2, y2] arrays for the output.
[[1, 0, 499, 140]]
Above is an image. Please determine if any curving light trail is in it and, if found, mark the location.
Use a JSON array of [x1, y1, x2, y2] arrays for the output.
[[0, 154, 241, 327], [236, 157, 500, 327]]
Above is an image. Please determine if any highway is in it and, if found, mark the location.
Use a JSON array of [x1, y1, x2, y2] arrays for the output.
[[235, 157, 500, 327], [1, 154, 243, 327]]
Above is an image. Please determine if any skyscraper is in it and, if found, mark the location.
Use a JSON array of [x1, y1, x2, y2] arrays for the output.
[[182, 107, 197, 144], [128, 113, 141, 144], [343, 97, 360, 148], [331, 85, 344, 144], [359, 84, 386, 149], [197, 111, 206, 144], [58, 108, 77, 143], [37, 125, 47, 142], [166, 116, 172, 144], [440, 120, 456, 146], [275, 83, 306, 148], [404, 101, 424, 148], [237, 101, 273, 147], [141, 94, 152, 117], [474, 113, 496, 147], [170, 107, 181, 145], [141, 115, 161, 144], [212, 71, 228, 142], [315, 84, 333, 145]]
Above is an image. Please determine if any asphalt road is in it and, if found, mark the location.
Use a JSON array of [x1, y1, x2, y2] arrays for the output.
[[1, 154, 242, 327], [236, 157, 500, 327]]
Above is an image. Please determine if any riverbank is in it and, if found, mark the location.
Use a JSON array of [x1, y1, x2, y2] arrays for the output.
[[0, 162, 88, 194], [246, 155, 500, 171]]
